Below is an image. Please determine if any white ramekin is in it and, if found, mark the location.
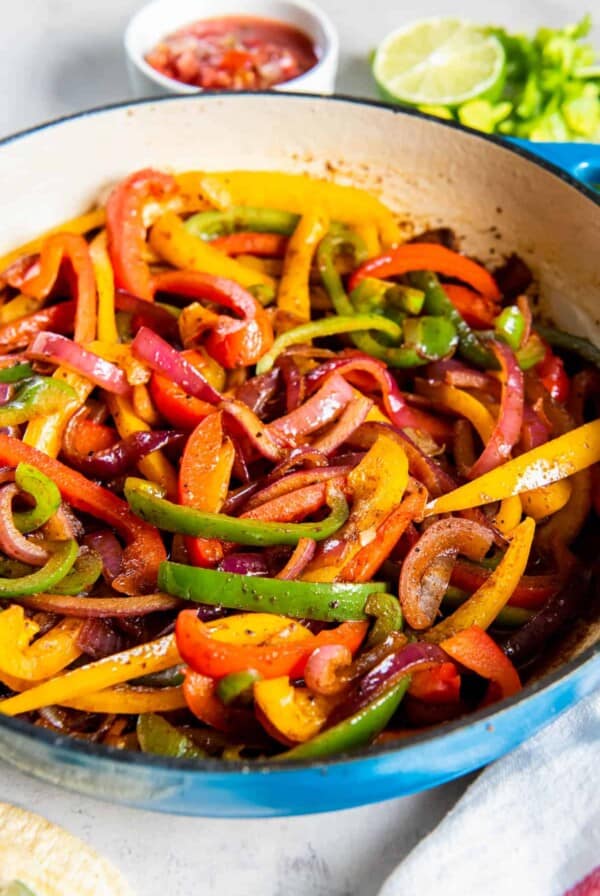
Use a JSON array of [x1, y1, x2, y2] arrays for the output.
[[124, 0, 339, 97]]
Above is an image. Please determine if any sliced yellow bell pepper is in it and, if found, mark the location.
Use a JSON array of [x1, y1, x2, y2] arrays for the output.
[[106, 393, 178, 499], [0, 606, 82, 682], [417, 380, 495, 443], [520, 478, 572, 521], [89, 230, 118, 344], [302, 432, 408, 582], [0, 293, 44, 324], [236, 255, 283, 278], [535, 468, 591, 552], [427, 516, 536, 642], [174, 171, 216, 214], [353, 221, 381, 258], [426, 419, 600, 516], [149, 212, 275, 291], [23, 369, 93, 456], [254, 676, 334, 744], [0, 633, 181, 716], [205, 613, 312, 646], [494, 495, 523, 534], [64, 685, 186, 713], [277, 209, 330, 326], [132, 383, 162, 427], [0, 208, 105, 273], [193, 170, 402, 245]]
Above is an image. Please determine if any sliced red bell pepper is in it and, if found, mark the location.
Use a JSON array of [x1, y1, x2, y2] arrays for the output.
[[408, 662, 461, 704], [241, 481, 341, 525], [0, 301, 75, 352], [536, 343, 570, 403], [21, 233, 96, 343], [440, 625, 521, 704], [150, 349, 216, 430], [349, 243, 501, 301], [179, 411, 234, 568], [0, 434, 166, 595], [153, 270, 274, 369], [450, 560, 560, 610], [175, 609, 367, 679], [106, 168, 178, 301], [211, 232, 289, 258], [442, 284, 498, 328]]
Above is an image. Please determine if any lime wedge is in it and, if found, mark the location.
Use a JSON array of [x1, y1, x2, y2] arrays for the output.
[[373, 18, 505, 107]]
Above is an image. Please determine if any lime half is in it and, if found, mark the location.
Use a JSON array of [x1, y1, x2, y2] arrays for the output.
[[373, 18, 505, 107]]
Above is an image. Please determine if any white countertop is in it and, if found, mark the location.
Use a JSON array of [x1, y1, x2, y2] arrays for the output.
[[0, 2, 594, 894]]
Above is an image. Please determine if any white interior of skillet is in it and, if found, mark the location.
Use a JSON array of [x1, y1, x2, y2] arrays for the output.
[[1, 94, 598, 337]]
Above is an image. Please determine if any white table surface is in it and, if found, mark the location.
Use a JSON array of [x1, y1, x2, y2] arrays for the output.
[[0, 2, 594, 894]]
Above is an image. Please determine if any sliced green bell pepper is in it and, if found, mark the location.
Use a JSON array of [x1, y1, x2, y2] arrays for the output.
[[365, 593, 403, 647], [494, 306, 526, 351], [516, 333, 546, 370], [185, 206, 299, 239], [137, 713, 207, 759], [0, 362, 34, 383], [53, 546, 103, 595], [0, 376, 78, 426], [350, 277, 425, 317], [534, 323, 600, 369], [276, 675, 410, 760], [0, 539, 78, 597], [125, 477, 349, 546], [217, 669, 261, 705], [13, 462, 61, 534], [410, 270, 499, 369], [256, 313, 403, 374], [158, 563, 387, 622]]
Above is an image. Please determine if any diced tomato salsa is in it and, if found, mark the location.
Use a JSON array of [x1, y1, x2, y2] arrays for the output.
[[145, 15, 318, 90]]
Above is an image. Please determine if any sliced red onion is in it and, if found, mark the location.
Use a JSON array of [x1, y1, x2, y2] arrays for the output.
[[115, 288, 179, 340], [469, 341, 524, 478], [267, 373, 355, 444], [244, 465, 351, 512], [63, 429, 185, 479], [27, 332, 130, 395], [18, 592, 181, 617], [268, 446, 330, 479], [221, 398, 285, 462], [399, 517, 494, 629], [0, 383, 12, 406], [220, 553, 270, 576], [131, 326, 220, 403], [304, 643, 352, 695], [84, 531, 124, 584], [0, 483, 50, 565], [275, 537, 317, 580], [311, 394, 373, 456], [277, 356, 305, 412], [332, 642, 449, 723], [76, 617, 126, 660], [234, 368, 279, 416], [521, 404, 550, 450], [426, 359, 497, 392]]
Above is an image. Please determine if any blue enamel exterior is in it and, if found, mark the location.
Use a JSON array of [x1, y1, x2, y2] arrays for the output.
[[0, 95, 598, 817]]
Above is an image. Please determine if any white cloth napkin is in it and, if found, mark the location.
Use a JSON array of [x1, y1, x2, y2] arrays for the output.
[[379, 690, 600, 896]]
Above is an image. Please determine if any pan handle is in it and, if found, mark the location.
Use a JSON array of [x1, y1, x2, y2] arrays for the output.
[[511, 139, 600, 189]]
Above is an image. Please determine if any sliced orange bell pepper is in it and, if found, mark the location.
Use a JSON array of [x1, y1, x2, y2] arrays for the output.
[[0, 434, 166, 595], [339, 489, 427, 583], [175, 609, 367, 679], [106, 168, 178, 301], [211, 232, 289, 258], [427, 516, 535, 642], [150, 348, 220, 430], [21, 232, 97, 343], [179, 411, 235, 567], [254, 677, 335, 745], [277, 209, 330, 326], [301, 431, 408, 582], [183, 669, 261, 735], [442, 284, 499, 328], [440, 626, 521, 703]]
